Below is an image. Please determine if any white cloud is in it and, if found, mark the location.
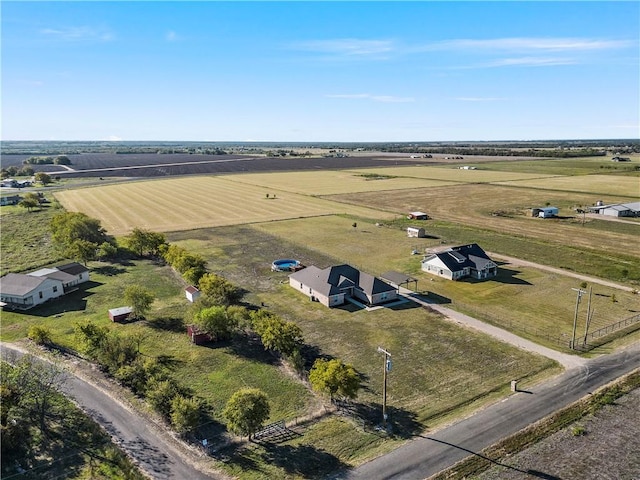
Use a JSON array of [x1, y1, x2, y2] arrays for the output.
[[41, 26, 114, 42], [325, 93, 415, 103], [107, 135, 123, 141], [454, 97, 507, 102], [294, 38, 394, 57], [420, 37, 634, 53], [166, 30, 178, 42], [484, 56, 577, 67]]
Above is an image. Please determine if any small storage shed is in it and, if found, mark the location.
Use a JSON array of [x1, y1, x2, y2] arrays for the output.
[[407, 211, 429, 220], [109, 306, 133, 323], [185, 285, 201, 302], [532, 207, 558, 218], [407, 226, 426, 238], [187, 324, 212, 345]]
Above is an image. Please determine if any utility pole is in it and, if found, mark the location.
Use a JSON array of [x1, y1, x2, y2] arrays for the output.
[[377, 347, 392, 429], [583, 286, 593, 346], [571, 288, 586, 349]]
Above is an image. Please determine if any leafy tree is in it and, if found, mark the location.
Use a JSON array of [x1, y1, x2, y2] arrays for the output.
[[34, 172, 52, 185], [226, 305, 251, 332], [28, 325, 53, 346], [198, 273, 242, 306], [146, 379, 179, 419], [50, 212, 109, 255], [67, 239, 97, 265], [54, 155, 71, 165], [252, 313, 303, 357], [182, 265, 207, 286], [222, 388, 270, 439], [194, 305, 238, 341], [17, 166, 34, 176], [123, 228, 166, 257], [123, 285, 155, 320], [75, 321, 109, 358], [309, 358, 361, 401], [170, 395, 201, 435], [97, 241, 118, 261], [19, 197, 39, 212]]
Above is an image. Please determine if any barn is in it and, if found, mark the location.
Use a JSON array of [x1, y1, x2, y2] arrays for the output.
[[407, 226, 426, 238], [109, 306, 133, 323]]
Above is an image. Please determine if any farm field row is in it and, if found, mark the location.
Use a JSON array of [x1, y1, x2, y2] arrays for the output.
[[496, 173, 640, 197], [53, 176, 396, 235], [475, 155, 640, 175]]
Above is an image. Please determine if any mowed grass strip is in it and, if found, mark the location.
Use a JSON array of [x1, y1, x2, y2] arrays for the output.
[[53, 176, 395, 235], [496, 174, 640, 197], [344, 165, 560, 183], [479, 156, 640, 175], [223, 170, 455, 195]]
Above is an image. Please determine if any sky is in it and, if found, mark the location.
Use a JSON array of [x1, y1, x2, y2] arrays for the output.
[[2, 1, 639, 142]]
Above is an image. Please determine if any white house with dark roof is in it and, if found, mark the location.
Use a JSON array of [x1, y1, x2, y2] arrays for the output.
[[0, 262, 90, 310], [288, 264, 397, 308], [421, 244, 497, 281]]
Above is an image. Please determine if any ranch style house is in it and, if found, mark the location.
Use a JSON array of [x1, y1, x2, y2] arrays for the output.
[[421, 244, 498, 281], [0, 262, 90, 310], [289, 264, 397, 308]]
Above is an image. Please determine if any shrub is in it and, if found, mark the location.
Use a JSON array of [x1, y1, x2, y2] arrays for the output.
[[28, 325, 53, 346]]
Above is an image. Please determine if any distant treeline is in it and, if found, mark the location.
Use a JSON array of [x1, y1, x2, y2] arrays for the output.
[[2, 139, 639, 156], [23, 155, 72, 165]]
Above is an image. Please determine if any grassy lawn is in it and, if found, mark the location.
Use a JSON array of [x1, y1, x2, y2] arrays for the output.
[[252, 216, 640, 349], [53, 176, 396, 235], [477, 155, 640, 175], [0, 204, 65, 275], [0, 260, 316, 425]]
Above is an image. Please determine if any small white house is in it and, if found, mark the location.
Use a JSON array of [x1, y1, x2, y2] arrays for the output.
[[0, 274, 65, 310], [407, 226, 426, 238], [407, 211, 429, 220], [185, 285, 201, 302]]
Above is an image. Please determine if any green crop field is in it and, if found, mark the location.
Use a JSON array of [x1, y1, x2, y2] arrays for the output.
[[53, 176, 396, 235], [223, 170, 455, 195]]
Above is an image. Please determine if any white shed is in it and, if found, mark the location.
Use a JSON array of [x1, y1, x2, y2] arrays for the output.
[[185, 285, 201, 302], [407, 227, 426, 238]]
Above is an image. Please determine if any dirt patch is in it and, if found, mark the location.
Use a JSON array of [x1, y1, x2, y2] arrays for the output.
[[475, 387, 640, 480]]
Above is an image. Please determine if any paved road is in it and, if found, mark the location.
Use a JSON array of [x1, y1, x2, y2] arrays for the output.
[[1, 343, 217, 480], [338, 341, 640, 480]]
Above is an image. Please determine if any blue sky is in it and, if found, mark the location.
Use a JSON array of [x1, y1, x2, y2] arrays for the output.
[[2, 1, 639, 142]]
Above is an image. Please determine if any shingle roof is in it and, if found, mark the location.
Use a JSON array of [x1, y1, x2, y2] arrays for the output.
[[55, 262, 90, 276], [0, 273, 55, 296], [425, 244, 495, 273], [289, 264, 395, 297]]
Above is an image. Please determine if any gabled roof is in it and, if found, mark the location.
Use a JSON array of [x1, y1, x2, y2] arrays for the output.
[[185, 285, 200, 294], [0, 273, 61, 296], [290, 264, 395, 297], [56, 262, 90, 276], [423, 244, 495, 273]]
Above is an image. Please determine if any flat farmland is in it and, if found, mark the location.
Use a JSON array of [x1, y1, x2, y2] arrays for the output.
[[345, 165, 560, 183], [223, 170, 455, 195], [53, 176, 396, 235], [497, 173, 640, 197], [479, 155, 640, 175], [327, 183, 640, 260]]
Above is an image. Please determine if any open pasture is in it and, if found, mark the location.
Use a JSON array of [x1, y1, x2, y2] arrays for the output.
[[328, 183, 640, 261], [53, 176, 396, 235], [223, 170, 455, 195], [497, 174, 640, 197], [344, 165, 560, 183]]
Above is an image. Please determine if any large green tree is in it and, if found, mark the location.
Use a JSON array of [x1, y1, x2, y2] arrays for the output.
[[170, 395, 201, 435], [252, 312, 303, 357], [194, 306, 238, 341], [222, 388, 270, 439], [34, 172, 52, 185], [50, 211, 109, 256], [123, 228, 166, 257], [198, 272, 242, 306], [123, 285, 155, 320], [309, 358, 361, 401]]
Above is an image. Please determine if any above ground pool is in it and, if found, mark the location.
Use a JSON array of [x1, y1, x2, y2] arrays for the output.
[[271, 259, 301, 271]]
